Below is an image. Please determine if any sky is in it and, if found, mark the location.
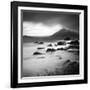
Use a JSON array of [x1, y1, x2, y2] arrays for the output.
[[22, 10, 79, 37]]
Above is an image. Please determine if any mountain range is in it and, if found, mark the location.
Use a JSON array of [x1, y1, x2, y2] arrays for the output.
[[23, 28, 79, 42]]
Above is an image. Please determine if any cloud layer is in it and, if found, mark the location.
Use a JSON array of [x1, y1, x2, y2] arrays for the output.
[[23, 22, 63, 37]]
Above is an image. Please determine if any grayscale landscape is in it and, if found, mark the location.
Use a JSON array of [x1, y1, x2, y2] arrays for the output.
[[22, 10, 79, 77]]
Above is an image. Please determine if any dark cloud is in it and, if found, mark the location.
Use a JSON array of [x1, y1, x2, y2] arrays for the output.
[[22, 10, 79, 31]]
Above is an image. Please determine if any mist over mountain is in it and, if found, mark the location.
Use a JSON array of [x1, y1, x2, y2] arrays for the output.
[[23, 28, 79, 42]]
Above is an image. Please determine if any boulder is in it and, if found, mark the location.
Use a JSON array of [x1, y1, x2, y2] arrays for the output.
[[57, 41, 65, 45], [33, 52, 43, 55], [46, 48, 56, 52]]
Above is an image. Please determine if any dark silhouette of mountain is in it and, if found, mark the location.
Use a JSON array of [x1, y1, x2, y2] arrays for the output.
[[23, 28, 79, 42], [50, 28, 79, 40]]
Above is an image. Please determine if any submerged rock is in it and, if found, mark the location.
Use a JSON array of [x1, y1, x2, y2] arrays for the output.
[[54, 44, 57, 46], [39, 42, 44, 44], [56, 55, 62, 59], [63, 60, 71, 66], [59, 57, 62, 59], [34, 41, 38, 43]]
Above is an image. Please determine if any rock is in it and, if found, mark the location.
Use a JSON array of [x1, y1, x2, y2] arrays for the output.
[[67, 45, 79, 49], [56, 55, 62, 59], [57, 48, 67, 50], [48, 44, 52, 47], [46, 48, 56, 52], [33, 52, 43, 55], [39, 42, 44, 44], [59, 57, 62, 59], [64, 37, 71, 41], [57, 41, 65, 45], [54, 44, 57, 46], [63, 60, 71, 66], [34, 41, 38, 43], [57, 48, 64, 50], [69, 40, 79, 45], [37, 47, 44, 49]]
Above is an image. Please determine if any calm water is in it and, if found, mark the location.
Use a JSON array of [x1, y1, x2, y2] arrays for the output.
[[22, 42, 79, 77]]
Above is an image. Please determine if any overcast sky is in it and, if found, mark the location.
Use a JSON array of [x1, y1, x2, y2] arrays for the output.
[[22, 10, 79, 37]]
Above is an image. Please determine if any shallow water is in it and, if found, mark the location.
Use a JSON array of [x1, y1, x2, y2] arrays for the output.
[[22, 42, 79, 77]]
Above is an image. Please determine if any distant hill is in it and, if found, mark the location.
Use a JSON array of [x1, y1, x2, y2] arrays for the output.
[[50, 28, 79, 40], [23, 28, 79, 42]]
